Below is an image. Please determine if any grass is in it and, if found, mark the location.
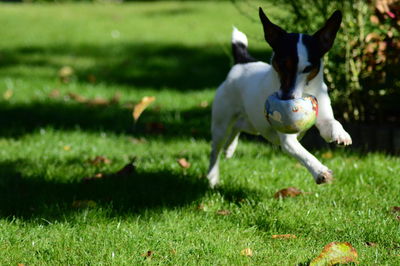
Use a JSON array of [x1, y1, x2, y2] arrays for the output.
[[0, 1, 399, 265]]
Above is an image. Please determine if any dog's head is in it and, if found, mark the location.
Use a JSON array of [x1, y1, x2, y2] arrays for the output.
[[259, 7, 342, 100]]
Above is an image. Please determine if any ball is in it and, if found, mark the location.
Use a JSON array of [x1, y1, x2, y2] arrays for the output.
[[265, 93, 318, 134]]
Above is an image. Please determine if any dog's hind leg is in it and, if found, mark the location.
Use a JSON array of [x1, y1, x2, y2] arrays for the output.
[[207, 86, 239, 187], [207, 117, 237, 188], [224, 129, 240, 159], [224, 118, 258, 159]]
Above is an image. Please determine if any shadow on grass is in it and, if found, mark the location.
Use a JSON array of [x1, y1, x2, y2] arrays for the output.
[[0, 101, 211, 139], [0, 159, 209, 220], [0, 159, 265, 221], [0, 42, 270, 91]]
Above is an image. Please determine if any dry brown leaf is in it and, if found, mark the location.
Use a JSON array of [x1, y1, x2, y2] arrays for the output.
[[3, 89, 13, 100], [216, 209, 231, 216], [177, 158, 190, 169], [272, 234, 297, 239], [83, 173, 104, 182], [49, 89, 61, 98], [133, 96, 156, 121], [274, 187, 302, 199], [392, 206, 400, 212], [197, 204, 205, 210], [72, 200, 97, 208], [68, 92, 87, 103], [199, 101, 209, 108], [129, 137, 147, 144], [141, 250, 153, 258], [59, 66, 74, 83], [89, 156, 111, 165], [86, 97, 110, 106], [365, 242, 377, 247], [240, 248, 253, 257], [310, 242, 358, 266], [321, 151, 333, 159]]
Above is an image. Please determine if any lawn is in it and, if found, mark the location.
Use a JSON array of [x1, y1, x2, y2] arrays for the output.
[[0, 1, 399, 265]]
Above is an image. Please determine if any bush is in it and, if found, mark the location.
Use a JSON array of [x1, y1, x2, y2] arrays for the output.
[[233, 0, 400, 123]]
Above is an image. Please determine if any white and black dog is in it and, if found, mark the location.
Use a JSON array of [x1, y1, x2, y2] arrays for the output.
[[207, 8, 352, 188]]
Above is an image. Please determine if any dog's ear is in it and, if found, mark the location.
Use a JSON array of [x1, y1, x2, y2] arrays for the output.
[[259, 7, 286, 50], [313, 10, 342, 56]]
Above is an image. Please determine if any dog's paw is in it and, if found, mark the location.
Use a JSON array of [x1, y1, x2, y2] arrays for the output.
[[319, 120, 352, 146], [315, 169, 334, 184], [207, 172, 219, 189]]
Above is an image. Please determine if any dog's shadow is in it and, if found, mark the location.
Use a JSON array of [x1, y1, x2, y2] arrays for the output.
[[0, 159, 211, 220]]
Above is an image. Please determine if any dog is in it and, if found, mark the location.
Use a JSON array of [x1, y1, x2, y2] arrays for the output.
[[207, 7, 352, 188]]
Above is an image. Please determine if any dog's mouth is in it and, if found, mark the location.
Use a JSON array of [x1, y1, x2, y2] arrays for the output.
[[278, 90, 296, 100]]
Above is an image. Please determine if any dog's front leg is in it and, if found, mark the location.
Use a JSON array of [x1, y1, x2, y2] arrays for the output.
[[315, 83, 352, 145], [279, 133, 333, 184]]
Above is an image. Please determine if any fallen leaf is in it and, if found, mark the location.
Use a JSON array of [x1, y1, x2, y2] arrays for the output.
[[177, 158, 190, 169], [141, 250, 153, 258], [240, 248, 253, 257], [133, 96, 155, 121], [48, 89, 61, 98], [310, 242, 358, 266], [272, 234, 297, 239], [365, 242, 377, 247], [83, 173, 104, 181], [88, 156, 111, 165], [197, 204, 205, 210], [274, 187, 302, 199], [199, 100, 209, 108], [129, 137, 147, 144], [216, 209, 230, 216], [72, 200, 97, 208], [3, 89, 13, 100], [68, 92, 87, 103], [170, 249, 177, 255], [17, 264, 25, 266], [63, 145, 71, 151], [392, 206, 400, 212], [321, 151, 333, 159], [116, 158, 136, 176], [59, 66, 74, 83], [86, 97, 110, 106]]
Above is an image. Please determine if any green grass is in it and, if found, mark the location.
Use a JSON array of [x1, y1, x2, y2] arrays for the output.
[[0, 1, 399, 265]]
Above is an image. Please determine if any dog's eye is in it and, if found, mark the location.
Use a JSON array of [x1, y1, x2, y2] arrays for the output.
[[302, 66, 313, 73]]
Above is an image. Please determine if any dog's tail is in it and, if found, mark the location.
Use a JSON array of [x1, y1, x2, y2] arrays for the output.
[[232, 27, 256, 65]]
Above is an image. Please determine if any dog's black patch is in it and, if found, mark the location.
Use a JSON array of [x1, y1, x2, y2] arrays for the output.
[[270, 33, 300, 99], [232, 42, 257, 65], [302, 34, 321, 82]]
